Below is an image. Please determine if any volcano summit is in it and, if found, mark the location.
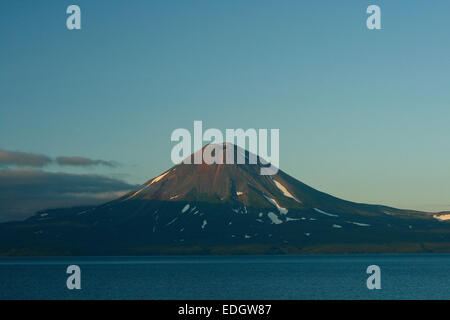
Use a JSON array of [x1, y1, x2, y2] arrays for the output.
[[1, 144, 449, 255]]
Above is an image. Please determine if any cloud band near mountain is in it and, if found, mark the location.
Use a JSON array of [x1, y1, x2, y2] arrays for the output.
[[56, 156, 117, 167], [0, 169, 137, 222], [0, 148, 117, 168], [0, 149, 52, 167]]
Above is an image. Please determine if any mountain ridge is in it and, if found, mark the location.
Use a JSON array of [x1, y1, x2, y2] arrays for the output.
[[0, 143, 449, 256]]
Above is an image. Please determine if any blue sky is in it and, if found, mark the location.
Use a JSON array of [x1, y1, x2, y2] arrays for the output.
[[1, 0, 450, 213]]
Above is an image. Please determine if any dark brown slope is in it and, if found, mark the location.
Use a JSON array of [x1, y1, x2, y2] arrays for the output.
[[118, 143, 434, 219]]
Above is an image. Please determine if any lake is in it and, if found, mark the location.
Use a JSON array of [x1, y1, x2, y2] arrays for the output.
[[0, 254, 448, 299]]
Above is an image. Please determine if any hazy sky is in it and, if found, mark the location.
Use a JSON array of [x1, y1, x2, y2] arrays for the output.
[[1, 0, 450, 214]]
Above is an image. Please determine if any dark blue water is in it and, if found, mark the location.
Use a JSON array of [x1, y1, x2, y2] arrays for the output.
[[0, 254, 448, 299]]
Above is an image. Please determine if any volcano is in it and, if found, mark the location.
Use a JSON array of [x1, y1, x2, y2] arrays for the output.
[[1, 144, 449, 255]]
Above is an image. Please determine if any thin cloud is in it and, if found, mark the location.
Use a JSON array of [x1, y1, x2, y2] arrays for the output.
[[0, 149, 52, 167], [0, 148, 118, 168], [0, 169, 138, 222], [56, 156, 118, 168]]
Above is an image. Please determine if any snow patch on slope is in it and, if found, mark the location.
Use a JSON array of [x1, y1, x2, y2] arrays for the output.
[[263, 195, 288, 214], [434, 214, 450, 221], [273, 179, 301, 203], [267, 212, 283, 224], [346, 221, 371, 227], [166, 218, 178, 226], [314, 208, 339, 217], [124, 188, 145, 200], [150, 171, 170, 185]]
